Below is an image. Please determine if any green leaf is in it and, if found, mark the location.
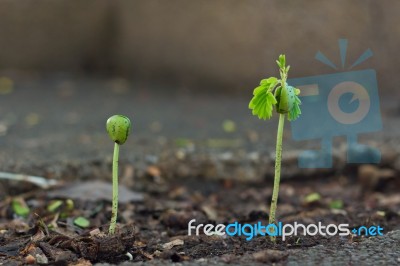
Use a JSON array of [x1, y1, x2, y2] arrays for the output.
[[259, 77, 278, 89], [47, 200, 63, 212], [305, 192, 321, 203], [277, 54, 286, 68], [275, 85, 289, 114], [74, 216, 90, 228], [274, 84, 302, 120], [12, 199, 30, 218], [329, 199, 344, 209], [252, 85, 265, 96], [249, 78, 277, 120], [175, 138, 192, 148], [287, 86, 302, 121], [65, 199, 74, 211]]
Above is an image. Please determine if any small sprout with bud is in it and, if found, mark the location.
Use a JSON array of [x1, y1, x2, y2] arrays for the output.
[[106, 115, 131, 234]]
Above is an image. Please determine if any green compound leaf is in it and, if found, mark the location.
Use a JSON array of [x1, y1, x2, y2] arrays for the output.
[[249, 55, 301, 121], [249, 78, 278, 120], [287, 86, 302, 121]]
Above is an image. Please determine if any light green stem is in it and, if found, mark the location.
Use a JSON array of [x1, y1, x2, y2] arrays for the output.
[[268, 113, 285, 241], [109, 142, 119, 234]]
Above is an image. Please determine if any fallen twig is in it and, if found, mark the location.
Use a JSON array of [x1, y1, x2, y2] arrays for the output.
[[0, 171, 59, 189]]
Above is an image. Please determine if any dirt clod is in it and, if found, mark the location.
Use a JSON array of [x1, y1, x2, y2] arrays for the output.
[[252, 249, 289, 263]]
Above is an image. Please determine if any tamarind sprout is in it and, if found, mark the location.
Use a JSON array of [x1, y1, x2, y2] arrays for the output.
[[106, 115, 131, 145], [274, 85, 297, 114]]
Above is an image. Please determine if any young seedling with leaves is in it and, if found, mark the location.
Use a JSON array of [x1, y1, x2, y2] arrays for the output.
[[106, 115, 131, 234], [249, 55, 301, 240]]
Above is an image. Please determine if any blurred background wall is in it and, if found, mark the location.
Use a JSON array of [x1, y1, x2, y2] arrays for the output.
[[0, 0, 398, 94]]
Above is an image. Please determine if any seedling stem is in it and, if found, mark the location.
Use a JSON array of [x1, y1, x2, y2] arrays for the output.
[[109, 142, 120, 234], [269, 112, 284, 227]]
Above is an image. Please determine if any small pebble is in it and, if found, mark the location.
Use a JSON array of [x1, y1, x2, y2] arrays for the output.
[[162, 239, 184, 250], [253, 250, 288, 263], [25, 255, 35, 264], [36, 254, 48, 264]]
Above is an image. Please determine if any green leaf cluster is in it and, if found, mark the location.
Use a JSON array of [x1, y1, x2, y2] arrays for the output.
[[248, 54, 302, 121]]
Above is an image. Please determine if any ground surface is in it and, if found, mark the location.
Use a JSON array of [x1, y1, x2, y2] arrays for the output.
[[0, 76, 399, 265]]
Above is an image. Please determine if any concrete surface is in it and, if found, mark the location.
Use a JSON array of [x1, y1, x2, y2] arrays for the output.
[[0, 1, 399, 92]]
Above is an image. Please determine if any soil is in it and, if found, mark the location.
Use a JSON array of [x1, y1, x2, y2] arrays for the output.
[[0, 77, 399, 265]]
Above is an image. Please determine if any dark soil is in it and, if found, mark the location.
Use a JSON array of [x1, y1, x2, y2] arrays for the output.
[[1, 167, 399, 265], [0, 78, 399, 265]]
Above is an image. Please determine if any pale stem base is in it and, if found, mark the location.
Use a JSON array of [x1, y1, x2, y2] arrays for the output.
[[268, 113, 285, 241], [109, 142, 120, 234]]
